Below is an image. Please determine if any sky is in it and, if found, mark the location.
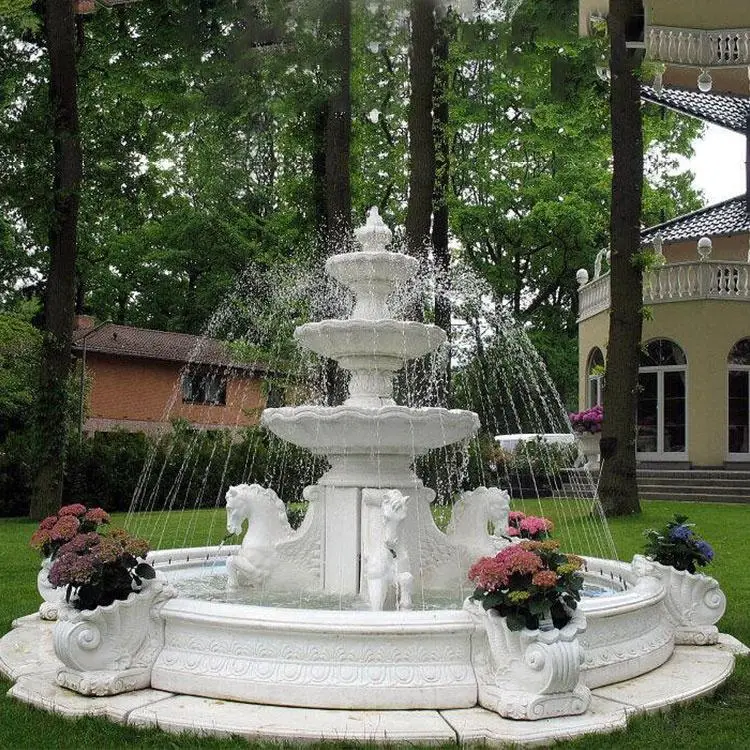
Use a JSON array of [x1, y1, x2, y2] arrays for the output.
[[689, 124, 746, 205]]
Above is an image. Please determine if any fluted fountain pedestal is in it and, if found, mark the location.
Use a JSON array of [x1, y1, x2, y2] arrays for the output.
[[262, 208, 479, 597]]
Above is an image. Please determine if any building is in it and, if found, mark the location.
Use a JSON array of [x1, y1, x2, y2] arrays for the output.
[[576, 1, 750, 475], [72, 316, 268, 434]]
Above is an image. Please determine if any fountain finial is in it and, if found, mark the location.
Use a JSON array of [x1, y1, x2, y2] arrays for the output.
[[354, 206, 392, 252]]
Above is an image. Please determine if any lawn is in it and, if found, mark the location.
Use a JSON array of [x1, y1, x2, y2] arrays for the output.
[[0, 500, 748, 749]]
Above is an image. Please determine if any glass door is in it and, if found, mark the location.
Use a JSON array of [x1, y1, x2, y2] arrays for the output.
[[728, 369, 750, 456], [637, 368, 687, 460]]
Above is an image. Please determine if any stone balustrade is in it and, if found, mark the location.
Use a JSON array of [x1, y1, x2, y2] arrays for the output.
[[578, 261, 750, 321], [647, 26, 750, 67]]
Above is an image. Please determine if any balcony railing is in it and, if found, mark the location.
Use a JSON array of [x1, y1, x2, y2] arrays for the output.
[[578, 261, 750, 321], [647, 26, 750, 67]]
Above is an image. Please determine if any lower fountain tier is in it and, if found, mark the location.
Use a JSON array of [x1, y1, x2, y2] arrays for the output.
[[261, 405, 480, 458], [148, 554, 674, 709]]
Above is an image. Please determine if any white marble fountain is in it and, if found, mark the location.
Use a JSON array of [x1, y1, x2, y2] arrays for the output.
[[1, 209, 741, 744]]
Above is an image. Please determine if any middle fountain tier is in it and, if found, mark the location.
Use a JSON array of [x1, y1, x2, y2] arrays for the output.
[[262, 207, 480, 600]]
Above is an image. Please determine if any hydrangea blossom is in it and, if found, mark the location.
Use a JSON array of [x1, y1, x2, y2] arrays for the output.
[[569, 405, 604, 434], [643, 515, 715, 573], [506, 511, 554, 540], [468, 537, 584, 631]]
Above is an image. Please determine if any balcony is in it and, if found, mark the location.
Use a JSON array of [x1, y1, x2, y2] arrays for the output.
[[578, 261, 750, 322], [647, 27, 750, 68]]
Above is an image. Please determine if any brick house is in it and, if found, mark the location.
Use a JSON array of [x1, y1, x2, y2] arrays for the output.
[[72, 317, 268, 434]]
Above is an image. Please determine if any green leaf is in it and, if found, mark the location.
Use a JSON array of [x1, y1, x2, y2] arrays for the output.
[[135, 563, 156, 580], [505, 612, 527, 631]]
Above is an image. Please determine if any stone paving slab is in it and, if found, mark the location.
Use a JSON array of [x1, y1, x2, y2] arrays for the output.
[[440, 697, 628, 748], [1, 614, 743, 746], [9, 672, 174, 723], [128, 697, 457, 744], [0, 615, 59, 680], [592, 646, 735, 715]]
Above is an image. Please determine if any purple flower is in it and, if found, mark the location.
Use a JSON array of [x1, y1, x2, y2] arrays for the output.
[[669, 525, 693, 542], [696, 540, 714, 562]]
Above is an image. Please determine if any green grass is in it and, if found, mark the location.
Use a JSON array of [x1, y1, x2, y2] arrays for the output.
[[1, 501, 749, 748]]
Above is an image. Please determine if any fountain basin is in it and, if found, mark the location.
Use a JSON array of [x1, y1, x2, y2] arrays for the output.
[[294, 319, 447, 364], [148, 550, 674, 709], [326, 251, 419, 320], [261, 405, 480, 456]]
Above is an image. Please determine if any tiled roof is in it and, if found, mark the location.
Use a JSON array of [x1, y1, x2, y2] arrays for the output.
[[72, 323, 266, 372], [642, 195, 750, 244], [641, 85, 750, 133]]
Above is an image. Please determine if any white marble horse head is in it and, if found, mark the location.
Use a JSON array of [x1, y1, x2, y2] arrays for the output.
[[225, 483, 287, 537]]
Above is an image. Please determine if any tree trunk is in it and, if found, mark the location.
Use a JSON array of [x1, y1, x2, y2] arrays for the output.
[[405, 0, 436, 264], [325, 0, 351, 248], [323, 0, 351, 406], [597, 0, 643, 517], [432, 7, 451, 405], [30, 0, 83, 520]]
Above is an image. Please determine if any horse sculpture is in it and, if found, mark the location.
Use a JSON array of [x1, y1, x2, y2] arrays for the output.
[[446, 486, 511, 560], [363, 489, 414, 611], [225, 483, 293, 590]]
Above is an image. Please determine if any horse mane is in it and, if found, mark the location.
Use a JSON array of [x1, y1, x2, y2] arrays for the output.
[[230, 484, 289, 529]]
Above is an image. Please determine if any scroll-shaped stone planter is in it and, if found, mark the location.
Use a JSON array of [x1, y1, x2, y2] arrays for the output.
[[53, 577, 176, 696], [37, 557, 64, 621], [466, 600, 591, 720], [632, 554, 726, 645]]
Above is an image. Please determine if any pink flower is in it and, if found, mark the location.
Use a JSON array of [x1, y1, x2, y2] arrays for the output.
[[93, 537, 122, 563], [59, 504, 87, 517], [468, 556, 510, 592], [49, 515, 80, 542], [520, 516, 554, 537], [532, 570, 559, 589], [39, 515, 58, 530], [508, 511, 526, 525], [30, 528, 51, 551], [84, 507, 110, 525], [495, 545, 544, 577], [124, 536, 150, 558], [506, 527, 520, 537], [48, 552, 97, 587], [58, 532, 100, 556]]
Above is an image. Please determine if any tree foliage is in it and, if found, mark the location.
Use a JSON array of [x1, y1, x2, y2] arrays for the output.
[[0, 0, 705, 513]]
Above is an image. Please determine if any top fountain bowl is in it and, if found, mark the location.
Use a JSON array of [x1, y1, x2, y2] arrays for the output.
[[326, 251, 418, 293]]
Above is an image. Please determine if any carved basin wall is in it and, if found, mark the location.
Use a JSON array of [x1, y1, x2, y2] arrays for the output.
[[148, 550, 675, 710]]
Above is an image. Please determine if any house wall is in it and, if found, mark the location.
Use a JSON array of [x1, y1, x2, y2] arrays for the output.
[[662, 235, 750, 265], [647, 0, 749, 30], [662, 66, 750, 97], [82, 353, 264, 432], [578, 298, 750, 466]]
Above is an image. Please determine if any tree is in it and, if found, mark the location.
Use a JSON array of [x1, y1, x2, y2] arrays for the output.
[[405, 0, 436, 265], [30, 0, 83, 520], [597, 0, 643, 517]]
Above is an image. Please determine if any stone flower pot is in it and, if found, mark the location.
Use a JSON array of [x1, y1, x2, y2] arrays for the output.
[[632, 555, 726, 645], [37, 557, 64, 621], [465, 600, 591, 720], [576, 431, 601, 471], [53, 577, 175, 696]]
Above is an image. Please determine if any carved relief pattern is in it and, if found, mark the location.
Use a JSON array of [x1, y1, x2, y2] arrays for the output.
[[466, 601, 590, 720], [155, 626, 474, 692], [580, 600, 674, 672], [632, 555, 726, 645], [274, 486, 323, 585], [53, 578, 176, 696]]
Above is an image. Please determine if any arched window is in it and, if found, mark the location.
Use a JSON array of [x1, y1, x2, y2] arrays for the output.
[[587, 347, 605, 407], [728, 339, 750, 456], [637, 339, 687, 459]]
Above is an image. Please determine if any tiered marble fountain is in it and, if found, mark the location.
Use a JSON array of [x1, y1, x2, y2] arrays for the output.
[[7, 210, 734, 736]]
